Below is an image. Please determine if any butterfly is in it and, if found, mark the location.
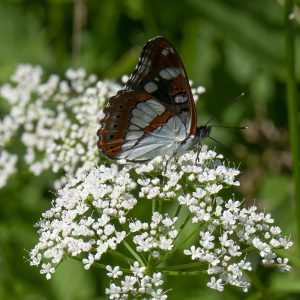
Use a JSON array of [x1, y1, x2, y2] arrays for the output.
[[97, 36, 211, 162]]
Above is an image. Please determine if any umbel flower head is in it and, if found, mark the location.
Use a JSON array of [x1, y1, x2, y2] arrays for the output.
[[0, 65, 292, 299], [29, 149, 292, 298]]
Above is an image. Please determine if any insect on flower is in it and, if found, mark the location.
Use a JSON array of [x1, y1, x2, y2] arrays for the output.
[[97, 36, 211, 162]]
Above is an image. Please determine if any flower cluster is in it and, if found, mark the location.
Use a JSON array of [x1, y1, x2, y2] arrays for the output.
[[0, 64, 120, 189], [30, 164, 137, 277], [0, 149, 17, 188], [29, 149, 292, 298], [105, 262, 167, 299], [183, 199, 291, 292], [130, 212, 178, 254]]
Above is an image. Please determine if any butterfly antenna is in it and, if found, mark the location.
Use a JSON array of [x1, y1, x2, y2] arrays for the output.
[[208, 136, 224, 147], [223, 91, 247, 114], [210, 125, 248, 130], [204, 92, 246, 126], [226, 92, 246, 107], [205, 116, 215, 126], [234, 92, 246, 102]]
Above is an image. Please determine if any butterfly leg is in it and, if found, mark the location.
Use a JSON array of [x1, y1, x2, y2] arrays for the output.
[[173, 156, 179, 166], [163, 157, 171, 175], [196, 144, 203, 164], [163, 155, 178, 175]]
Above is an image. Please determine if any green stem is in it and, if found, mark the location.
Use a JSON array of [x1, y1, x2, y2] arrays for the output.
[[107, 249, 135, 265], [152, 198, 157, 213], [178, 213, 192, 232], [161, 270, 205, 276], [158, 261, 205, 271], [174, 204, 182, 218], [155, 224, 199, 267], [123, 240, 145, 266], [285, 0, 300, 255], [158, 199, 163, 213]]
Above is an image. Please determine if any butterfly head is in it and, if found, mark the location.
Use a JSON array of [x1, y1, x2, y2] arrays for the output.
[[196, 125, 211, 139]]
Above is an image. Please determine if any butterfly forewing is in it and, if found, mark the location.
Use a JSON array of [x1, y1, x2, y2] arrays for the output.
[[125, 37, 197, 135], [98, 36, 198, 161]]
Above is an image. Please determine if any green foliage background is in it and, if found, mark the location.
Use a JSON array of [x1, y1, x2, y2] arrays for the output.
[[0, 0, 299, 299]]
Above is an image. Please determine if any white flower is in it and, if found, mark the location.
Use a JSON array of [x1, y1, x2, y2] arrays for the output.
[[105, 283, 122, 299], [104, 262, 167, 299], [270, 226, 281, 235], [40, 263, 55, 280], [82, 253, 95, 270], [0, 150, 17, 188], [131, 212, 178, 255], [207, 276, 224, 292], [152, 272, 164, 286], [200, 231, 215, 250], [150, 288, 168, 300], [184, 245, 201, 260], [121, 276, 138, 292], [277, 257, 291, 272], [106, 265, 123, 278], [130, 262, 146, 278]]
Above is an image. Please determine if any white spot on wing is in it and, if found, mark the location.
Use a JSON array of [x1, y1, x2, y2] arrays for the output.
[[174, 94, 188, 103], [131, 116, 149, 128], [136, 100, 165, 119], [136, 102, 157, 119], [121, 140, 138, 151], [125, 130, 144, 141], [162, 48, 169, 56], [130, 99, 166, 132], [129, 124, 140, 130], [144, 82, 158, 93], [159, 68, 182, 80], [138, 58, 151, 74], [132, 107, 154, 122]]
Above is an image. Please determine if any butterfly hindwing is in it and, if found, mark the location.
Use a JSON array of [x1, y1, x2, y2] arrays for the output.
[[97, 90, 177, 160]]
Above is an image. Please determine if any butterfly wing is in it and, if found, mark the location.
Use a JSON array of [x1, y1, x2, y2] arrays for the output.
[[97, 36, 197, 161], [125, 36, 197, 135]]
